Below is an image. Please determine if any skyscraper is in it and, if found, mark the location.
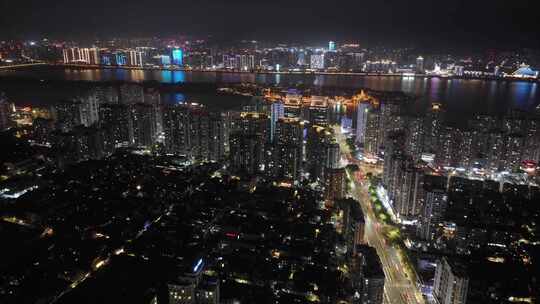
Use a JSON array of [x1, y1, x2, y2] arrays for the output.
[[273, 118, 304, 181], [328, 41, 336, 51], [395, 162, 424, 221], [310, 54, 325, 70], [355, 102, 371, 145], [433, 257, 469, 304], [306, 125, 331, 182], [229, 112, 269, 175], [77, 93, 100, 127], [419, 184, 448, 241], [131, 103, 158, 147], [270, 102, 285, 142], [324, 167, 346, 202], [172, 48, 183, 66], [416, 56, 424, 74], [0, 93, 13, 131], [363, 107, 381, 157], [424, 102, 444, 154], [405, 116, 425, 161], [128, 50, 143, 67], [99, 103, 134, 147], [356, 246, 385, 304], [163, 104, 190, 155]]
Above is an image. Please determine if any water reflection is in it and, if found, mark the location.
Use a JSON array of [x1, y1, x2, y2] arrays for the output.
[[1, 67, 539, 112]]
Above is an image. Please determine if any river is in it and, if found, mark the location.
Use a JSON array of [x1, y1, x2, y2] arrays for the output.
[[0, 66, 539, 116]]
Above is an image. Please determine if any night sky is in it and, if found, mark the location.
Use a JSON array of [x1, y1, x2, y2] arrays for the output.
[[1, 0, 539, 48]]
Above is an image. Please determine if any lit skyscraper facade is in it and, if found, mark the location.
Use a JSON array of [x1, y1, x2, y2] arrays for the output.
[[355, 102, 371, 145], [328, 41, 336, 51], [270, 102, 285, 142], [172, 48, 183, 66], [310, 54, 325, 70], [416, 56, 424, 73]]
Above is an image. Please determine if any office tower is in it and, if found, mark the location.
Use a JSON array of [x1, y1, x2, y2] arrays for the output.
[[328, 41, 336, 51], [115, 52, 127, 66], [273, 118, 304, 181], [99, 51, 114, 66], [419, 184, 448, 241], [308, 96, 329, 126], [270, 102, 285, 142], [424, 103, 444, 154], [405, 116, 425, 161], [172, 48, 183, 66], [234, 54, 255, 70], [99, 103, 134, 147], [433, 257, 469, 304], [310, 54, 325, 70], [62, 48, 69, 63], [416, 56, 424, 73], [131, 103, 158, 147], [229, 112, 269, 175], [163, 104, 190, 155], [160, 55, 171, 65], [356, 246, 385, 304], [88, 48, 100, 65], [62, 47, 79, 63], [297, 51, 306, 66], [0, 93, 13, 130], [355, 102, 371, 145], [128, 50, 143, 67]]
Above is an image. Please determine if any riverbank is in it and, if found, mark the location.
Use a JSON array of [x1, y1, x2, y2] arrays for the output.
[[26, 63, 536, 83]]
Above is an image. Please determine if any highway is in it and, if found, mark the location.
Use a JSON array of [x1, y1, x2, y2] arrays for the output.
[[334, 127, 424, 304]]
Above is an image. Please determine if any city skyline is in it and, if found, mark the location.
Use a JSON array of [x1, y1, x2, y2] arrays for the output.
[[1, 2, 540, 304]]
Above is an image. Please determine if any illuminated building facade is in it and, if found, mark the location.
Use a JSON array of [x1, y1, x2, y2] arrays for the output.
[[172, 48, 183, 66]]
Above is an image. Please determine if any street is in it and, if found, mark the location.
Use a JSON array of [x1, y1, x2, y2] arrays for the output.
[[334, 126, 424, 304]]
